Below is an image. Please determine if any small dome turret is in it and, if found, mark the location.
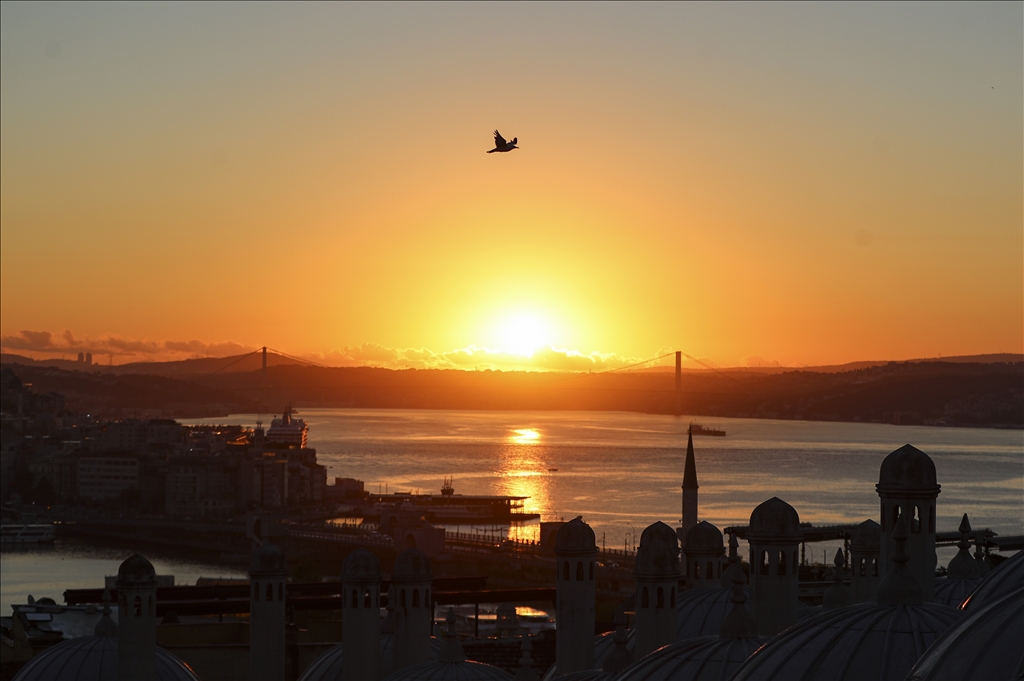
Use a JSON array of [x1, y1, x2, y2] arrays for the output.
[[117, 553, 156, 586], [850, 519, 881, 551], [555, 517, 597, 555], [342, 547, 382, 582], [635, 522, 679, 577], [393, 548, 432, 581], [249, 543, 287, 575], [748, 498, 800, 540], [685, 521, 724, 555], [877, 444, 939, 492]]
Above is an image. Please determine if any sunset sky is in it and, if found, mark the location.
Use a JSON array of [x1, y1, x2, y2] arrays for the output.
[[2, 3, 1021, 370]]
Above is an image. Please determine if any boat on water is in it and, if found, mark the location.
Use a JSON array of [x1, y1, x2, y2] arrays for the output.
[[1, 524, 56, 544], [689, 422, 726, 437], [363, 478, 540, 523]]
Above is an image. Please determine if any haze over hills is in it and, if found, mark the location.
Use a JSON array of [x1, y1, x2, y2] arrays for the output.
[[2, 352, 1021, 428]]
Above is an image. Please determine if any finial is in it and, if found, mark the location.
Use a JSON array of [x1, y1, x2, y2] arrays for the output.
[[94, 589, 118, 637], [721, 532, 743, 587], [823, 548, 851, 609], [437, 608, 466, 663], [719, 563, 757, 638], [514, 637, 539, 681], [948, 513, 978, 579], [876, 515, 922, 606], [602, 608, 634, 672]]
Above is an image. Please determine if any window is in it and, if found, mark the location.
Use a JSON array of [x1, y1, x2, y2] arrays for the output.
[[562, 562, 569, 581], [656, 587, 664, 608], [253, 582, 260, 600], [412, 589, 420, 607], [707, 561, 714, 579], [133, 596, 142, 617], [576, 562, 584, 581], [760, 551, 769, 575], [912, 506, 921, 533], [266, 584, 273, 601], [778, 550, 787, 576]]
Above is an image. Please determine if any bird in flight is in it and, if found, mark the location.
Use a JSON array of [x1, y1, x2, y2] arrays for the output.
[[487, 130, 518, 153]]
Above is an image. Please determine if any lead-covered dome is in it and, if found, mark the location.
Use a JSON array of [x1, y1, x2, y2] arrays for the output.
[[877, 444, 939, 491], [342, 547, 382, 582], [299, 634, 442, 681], [636, 522, 680, 577], [962, 549, 1024, 611], [729, 601, 958, 681], [615, 635, 761, 681], [12, 637, 200, 681], [117, 553, 156, 586], [250, 543, 287, 575], [908, 584, 1024, 681], [393, 548, 432, 581], [748, 498, 800, 540], [685, 521, 724, 556], [556, 517, 597, 554]]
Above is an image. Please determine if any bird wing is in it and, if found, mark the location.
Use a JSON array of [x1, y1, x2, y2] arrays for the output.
[[493, 130, 507, 147]]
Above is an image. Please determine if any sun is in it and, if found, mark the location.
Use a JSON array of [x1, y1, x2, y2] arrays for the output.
[[496, 313, 552, 357]]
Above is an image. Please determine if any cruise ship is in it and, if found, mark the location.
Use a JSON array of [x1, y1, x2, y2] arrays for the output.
[[1, 524, 56, 544], [266, 407, 308, 448]]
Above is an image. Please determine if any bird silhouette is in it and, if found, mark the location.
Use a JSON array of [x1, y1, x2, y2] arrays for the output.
[[487, 130, 518, 153]]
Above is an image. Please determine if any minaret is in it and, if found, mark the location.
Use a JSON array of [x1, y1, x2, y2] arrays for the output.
[[823, 548, 851, 609], [876, 444, 940, 602], [249, 543, 287, 681], [850, 519, 882, 603], [116, 553, 157, 681], [392, 548, 433, 671], [684, 520, 725, 589], [747, 497, 801, 636], [341, 548, 382, 681], [634, 521, 680, 658], [555, 516, 598, 675], [679, 429, 699, 545]]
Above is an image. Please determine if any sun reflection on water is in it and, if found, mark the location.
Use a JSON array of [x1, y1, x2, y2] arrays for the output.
[[497, 427, 550, 542]]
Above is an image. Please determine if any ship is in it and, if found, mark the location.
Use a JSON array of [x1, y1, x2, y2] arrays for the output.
[[362, 478, 539, 524], [1, 524, 56, 544], [689, 422, 726, 437]]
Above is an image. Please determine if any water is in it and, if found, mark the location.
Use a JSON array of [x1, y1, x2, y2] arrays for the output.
[[3, 410, 1021, 614]]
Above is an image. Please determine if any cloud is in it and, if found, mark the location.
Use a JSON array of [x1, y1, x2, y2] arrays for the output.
[[0, 329, 255, 362]]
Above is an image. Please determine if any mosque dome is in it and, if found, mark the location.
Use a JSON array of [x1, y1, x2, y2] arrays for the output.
[[933, 576, 983, 608], [729, 600, 958, 681], [877, 444, 939, 491], [393, 548, 432, 581], [908, 584, 1024, 681], [117, 553, 157, 585], [962, 549, 1024, 611], [615, 635, 761, 681], [540, 629, 638, 681], [382, 660, 514, 681], [249, 543, 287, 575], [298, 634, 442, 681], [675, 586, 747, 641], [12, 637, 200, 681], [636, 524, 679, 577], [684, 522, 724, 555], [342, 547, 382, 582], [850, 520, 880, 550], [747, 498, 800, 540], [556, 517, 597, 554]]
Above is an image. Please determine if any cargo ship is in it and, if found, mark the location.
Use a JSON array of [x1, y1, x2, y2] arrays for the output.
[[689, 422, 726, 437]]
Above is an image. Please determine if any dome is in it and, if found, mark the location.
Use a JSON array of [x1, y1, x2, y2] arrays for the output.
[[636, 523, 680, 578], [342, 548, 382, 582], [616, 635, 761, 681], [382, 661, 514, 681], [117, 553, 156, 586], [540, 629, 638, 681], [850, 520, 880, 551], [748, 498, 800, 541], [877, 444, 939, 491], [933, 576, 983, 608], [249, 543, 287, 575], [640, 521, 678, 549], [551, 672, 615, 681], [676, 586, 745, 641], [12, 637, 200, 681], [555, 517, 597, 555], [393, 548, 432, 582], [298, 634, 442, 681], [729, 602, 958, 681], [908, 584, 1024, 681], [962, 549, 1024, 611], [685, 522, 724, 556]]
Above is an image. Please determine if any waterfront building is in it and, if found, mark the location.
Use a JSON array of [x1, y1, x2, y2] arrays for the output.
[[76, 454, 139, 500]]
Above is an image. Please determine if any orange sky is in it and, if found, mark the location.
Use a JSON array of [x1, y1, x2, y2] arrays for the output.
[[2, 3, 1021, 370]]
